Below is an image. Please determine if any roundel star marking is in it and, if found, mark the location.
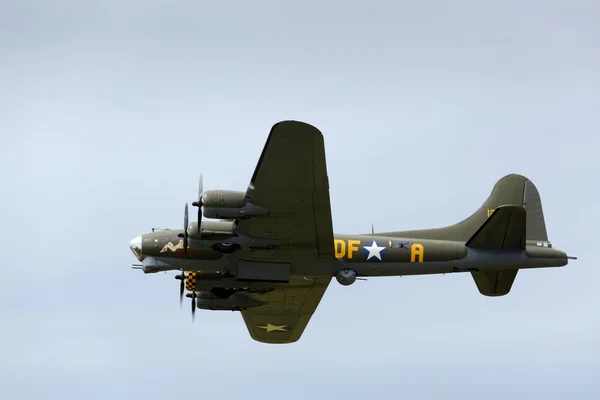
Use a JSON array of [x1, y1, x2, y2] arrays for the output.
[[256, 323, 288, 332], [363, 240, 387, 261]]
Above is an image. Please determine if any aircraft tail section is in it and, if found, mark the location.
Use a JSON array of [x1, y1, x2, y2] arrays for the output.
[[384, 173, 549, 243], [381, 173, 556, 297], [464, 179, 551, 297]]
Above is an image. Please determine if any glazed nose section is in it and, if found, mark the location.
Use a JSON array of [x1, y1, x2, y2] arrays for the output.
[[129, 235, 143, 261]]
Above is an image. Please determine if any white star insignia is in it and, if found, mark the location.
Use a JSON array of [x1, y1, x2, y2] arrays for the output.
[[256, 323, 288, 332], [363, 240, 386, 261]]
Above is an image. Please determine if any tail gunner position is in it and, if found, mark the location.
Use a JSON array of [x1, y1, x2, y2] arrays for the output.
[[129, 120, 576, 344]]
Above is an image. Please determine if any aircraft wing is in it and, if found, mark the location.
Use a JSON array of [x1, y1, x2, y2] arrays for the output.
[[235, 122, 334, 343], [241, 276, 331, 343], [235, 120, 334, 259]]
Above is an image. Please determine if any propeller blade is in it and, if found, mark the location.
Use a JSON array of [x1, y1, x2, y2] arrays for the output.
[[196, 214, 201, 236], [191, 292, 197, 323], [179, 277, 185, 306], [178, 203, 190, 257], [198, 173, 203, 201], [184, 202, 189, 232], [175, 272, 185, 307], [192, 173, 204, 236]]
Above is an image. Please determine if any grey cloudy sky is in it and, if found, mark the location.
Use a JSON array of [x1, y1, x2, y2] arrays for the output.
[[1, 1, 599, 399]]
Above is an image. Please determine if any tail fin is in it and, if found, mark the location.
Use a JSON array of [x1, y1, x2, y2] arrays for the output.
[[448, 173, 548, 242], [388, 173, 548, 242]]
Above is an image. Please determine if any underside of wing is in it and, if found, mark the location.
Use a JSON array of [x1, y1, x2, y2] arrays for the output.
[[235, 120, 334, 259], [241, 276, 331, 344]]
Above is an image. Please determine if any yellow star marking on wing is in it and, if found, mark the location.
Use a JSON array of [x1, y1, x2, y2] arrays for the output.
[[160, 239, 184, 253], [256, 323, 288, 332]]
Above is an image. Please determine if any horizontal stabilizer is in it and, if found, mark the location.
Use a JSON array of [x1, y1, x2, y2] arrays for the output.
[[465, 205, 526, 250], [471, 269, 519, 296]]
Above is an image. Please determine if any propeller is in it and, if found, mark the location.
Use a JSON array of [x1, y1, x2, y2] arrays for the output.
[[172, 174, 204, 317], [174, 174, 204, 258], [191, 291, 197, 322], [191, 173, 204, 237], [175, 271, 186, 307], [187, 292, 197, 322], [176, 202, 189, 257], [174, 203, 190, 306]]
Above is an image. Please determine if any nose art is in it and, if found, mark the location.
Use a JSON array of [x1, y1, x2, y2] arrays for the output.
[[129, 235, 143, 261]]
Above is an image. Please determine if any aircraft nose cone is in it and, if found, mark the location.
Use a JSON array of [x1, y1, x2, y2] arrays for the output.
[[129, 235, 143, 261]]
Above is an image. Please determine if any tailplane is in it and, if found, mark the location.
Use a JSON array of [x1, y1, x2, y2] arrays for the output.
[[465, 203, 529, 297], [465, 205, 526, 250], [471, 269, 519, 297]]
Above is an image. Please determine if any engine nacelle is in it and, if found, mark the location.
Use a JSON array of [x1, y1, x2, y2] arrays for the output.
[[202, 190, 269, 219], [195, 292, 263, 311], [187, 220, 234, 240], [336, 269, 357, 286]]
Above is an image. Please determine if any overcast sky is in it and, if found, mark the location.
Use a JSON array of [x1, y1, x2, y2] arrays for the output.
[[1, 1, 599, 399]]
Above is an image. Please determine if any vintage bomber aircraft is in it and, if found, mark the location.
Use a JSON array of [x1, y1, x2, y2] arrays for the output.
[[129, 120, 576, 344]]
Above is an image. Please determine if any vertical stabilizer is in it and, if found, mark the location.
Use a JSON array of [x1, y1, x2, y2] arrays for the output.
[[384, 173, 541, 242]]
